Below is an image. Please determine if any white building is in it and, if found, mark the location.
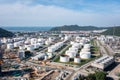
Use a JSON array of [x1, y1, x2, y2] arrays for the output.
[[31, 53, 46, 60], [91, 55, 114, 70], [18, 50, 25, 59]]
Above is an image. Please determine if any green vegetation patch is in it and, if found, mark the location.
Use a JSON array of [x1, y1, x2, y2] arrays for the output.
[[79, 71, 107, 80]]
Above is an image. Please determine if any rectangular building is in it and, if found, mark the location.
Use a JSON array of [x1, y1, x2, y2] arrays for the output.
[[91, 55, 114, 70]]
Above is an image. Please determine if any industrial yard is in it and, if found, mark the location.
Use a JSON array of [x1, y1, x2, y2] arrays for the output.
[[0, 30, 120, 80]]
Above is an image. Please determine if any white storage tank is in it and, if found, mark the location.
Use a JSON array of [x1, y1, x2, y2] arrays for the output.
[[24, 45, 29, 49], [14, 42, 20, 47], [74, 57, 81, 63], [83, 44, 91, 49], [24, 40, 30, 44], [7, 43, 14, 49], [19, 46, 24, 50], [7, 39, 13, 43], [81, 48, 90, 52], [70, 41, 75, 45], [37, 43, 43, 47], [27, 45, 34, 51], [38, 38, 45, 43], [72, 43, 80, 48], [65, 51, 76, 58], [69, 48, 78, 52], [60, 55, 69, 62], [48, 37, 54, 42], [33, 44, 39, 49], [47, 52, 53, 58], [2, 38, 7, 43], [48, 47, 55, 53], [45, 40, 51, 45], [80, 52, 91, 59]]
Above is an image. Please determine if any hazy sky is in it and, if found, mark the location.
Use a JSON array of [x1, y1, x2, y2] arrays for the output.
[[0, 0, 120, 27]]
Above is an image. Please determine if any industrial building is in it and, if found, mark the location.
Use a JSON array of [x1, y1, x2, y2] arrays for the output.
[[18, 50, 25, 60], [91, 55, 114, 70], [31, 53, 47, 60]]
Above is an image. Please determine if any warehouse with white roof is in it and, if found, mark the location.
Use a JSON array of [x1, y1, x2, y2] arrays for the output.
[[91, 55, 114, 70]]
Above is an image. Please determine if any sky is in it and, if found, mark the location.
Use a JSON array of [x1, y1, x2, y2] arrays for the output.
[[0, 0, 120, 27]]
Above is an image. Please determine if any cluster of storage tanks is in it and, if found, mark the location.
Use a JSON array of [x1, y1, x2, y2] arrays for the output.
[[60, 42, 81, 63], [75, 37, 90, 44], [79, 44, 91, 59], [6, 38, 45, 51], [48, 41, 64, 53], [64, 35, 71, 41], [31, 53, 48, 60], [7, 41, 24, 49], [45, 37, 55, 45], [60, 37, 92, 63], [1, 37, 25, 44]]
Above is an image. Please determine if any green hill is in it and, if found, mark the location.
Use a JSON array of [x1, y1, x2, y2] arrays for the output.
[[50, 25, 104, 31], [0, 27, 14, 37], [102, 26, 120, 36]]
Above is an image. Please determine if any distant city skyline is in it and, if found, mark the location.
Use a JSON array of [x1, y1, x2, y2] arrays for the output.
[[0, 0, 120, 27]]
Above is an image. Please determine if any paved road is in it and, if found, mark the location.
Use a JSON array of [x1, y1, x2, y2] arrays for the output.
[[66, 60, 93, 80], [69, 39, 114, 80], [96, 40, 114, 56]]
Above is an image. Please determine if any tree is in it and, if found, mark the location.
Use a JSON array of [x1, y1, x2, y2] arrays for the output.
[[95, 71, 106, 80], [86, 74, 96, 80]]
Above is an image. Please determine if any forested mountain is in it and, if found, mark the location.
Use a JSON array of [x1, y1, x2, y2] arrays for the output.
[[0, 28, 14, 37], [50, 25, 105, 31], [102, 26, 120, 36]]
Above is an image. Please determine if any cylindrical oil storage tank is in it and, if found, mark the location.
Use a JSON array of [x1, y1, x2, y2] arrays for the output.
[[2, 38, 7, 43], [24, 45, 29, 49], [38, 38, 45, 43], [27, 45, 34, 51], [65, 51, 77, 58], [24, 40, 30, 44], [48, 37, 54, 42], [19, 46, 24, 50], [80, 52, 91, 59], [48, 47, 55, 53], [47, 52, 53, 58], [7, 39, 13, 43], [7, 43, 14, 49], [81, 48, 90, 52], [14, 42, 20, 47], [60, 55, 69, 62], [74, 57, 81, 63], [69, 48, 78, 52], [72, 44, 80, 48], [70, 41, 75, 45], [37, 43, 42, 47], [33, 44, 39, 49], [83, 44, 91, 49], [45, 40, 51, 45], [64, 36, 69, 41]]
